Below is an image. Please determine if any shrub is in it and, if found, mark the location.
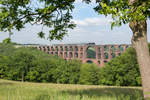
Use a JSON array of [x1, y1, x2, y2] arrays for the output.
[[99, 48, 141, 86], [79, 63, 100, 85]]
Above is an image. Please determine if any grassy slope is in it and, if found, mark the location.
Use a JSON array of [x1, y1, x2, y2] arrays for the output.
[[0, 80, 143, 100]]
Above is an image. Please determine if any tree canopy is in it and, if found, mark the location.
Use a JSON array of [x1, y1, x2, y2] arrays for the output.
[[99, 48, 141, 86], [91, 0, 150, 28], [0, 0, 76, 40], [0, 0, 149, 38]]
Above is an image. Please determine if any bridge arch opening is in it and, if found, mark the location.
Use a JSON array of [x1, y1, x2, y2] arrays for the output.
[[111, 53, 116, 58], [119, 45, 124, 52], [86, 60, 93, 64], [104, 52, 109, 59], [111, 46, 116, 52], [86, 46, 96, 59]]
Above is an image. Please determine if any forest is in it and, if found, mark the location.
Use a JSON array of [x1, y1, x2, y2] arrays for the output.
[[0, 43, 146, 86]]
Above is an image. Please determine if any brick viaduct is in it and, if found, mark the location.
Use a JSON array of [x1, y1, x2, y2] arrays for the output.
[[35, 43, 129, 67]]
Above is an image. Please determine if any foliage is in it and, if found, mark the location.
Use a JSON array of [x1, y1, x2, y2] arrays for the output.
[[2, 38, 11, 44], [52, 59, 81, 84], [8, 49, 36, 81], [0, 0, 76, 40], [93, 0, 150, 28], [0, 55, 11, 79], [0, 0, 149, 40], [0, 43, 16, 56], [0, 44, 82, 84], [26, 57, 56, 82], [79, 63, 100, 85], [99, 48, 141, 86], [0, 44, 145, 86]]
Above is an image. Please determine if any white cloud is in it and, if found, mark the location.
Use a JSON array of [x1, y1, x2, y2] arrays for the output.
[[75, 0, 82, 3], [73, 17, 112, 26]]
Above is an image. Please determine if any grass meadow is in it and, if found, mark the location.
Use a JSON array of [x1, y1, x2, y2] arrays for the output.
[[0, 80, 144, 100]]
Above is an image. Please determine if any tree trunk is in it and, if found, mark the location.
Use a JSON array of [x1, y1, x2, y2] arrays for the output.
[[129, 20, 150, 100], [22, 72, 24, 82]]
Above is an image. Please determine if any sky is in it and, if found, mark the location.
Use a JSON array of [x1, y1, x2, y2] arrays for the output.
[[0, 0, 150, 45]]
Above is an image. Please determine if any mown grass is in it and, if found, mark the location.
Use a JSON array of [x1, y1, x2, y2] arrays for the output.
[[0, 80, 144, 100]]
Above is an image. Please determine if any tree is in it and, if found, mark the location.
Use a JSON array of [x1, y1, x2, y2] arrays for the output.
[[79, 63, 99, 85], [0, 0, 75, 40], [90, 0, 150, 99], [0, 0, 150, 99], [66, 60, 81, 84], [99, 48, 141, 86], [9, 48, 35, 82], [0, 55, 11, 79], [2, 38, 11, 44]]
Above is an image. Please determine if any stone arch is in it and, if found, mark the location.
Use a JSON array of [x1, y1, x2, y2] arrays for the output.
[[60, 52, 63, 56], [118, 53, 121, 56], [86, 46, 96, 59], [98, 53, 101, 59], [75, 52, 78, 58], [70, 46, 73, 51], [104, 52, 109, 59], [75, 46, 78, 51], [64, 52, 68, 57], [104, 45, 109, 52], [51, 46, 55, 51], [65, 46, 68, 51], [69, 52, 73, 58], [98, 61, 100, 64], [86, 60, 93, 64], [47, 46, 50, 51], [119, 45, 124, 52], [55, 46, 59, 51], [43, 46, 46, 51], [111, 53, 116, 58], [111, 46, 116, 52], [98, 47, 101, 52], [104, 60, 108, 63], [126, 45, 129, 49], [80, 53, 83, 58], [80, 47, 83, 51], [60, 46, 63, 51]]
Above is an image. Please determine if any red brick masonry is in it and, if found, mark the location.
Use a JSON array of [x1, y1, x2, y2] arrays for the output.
[[36, 43, 129, 67]]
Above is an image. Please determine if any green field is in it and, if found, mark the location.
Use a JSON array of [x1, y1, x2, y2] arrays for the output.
[[0, 80, 144, 100]]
